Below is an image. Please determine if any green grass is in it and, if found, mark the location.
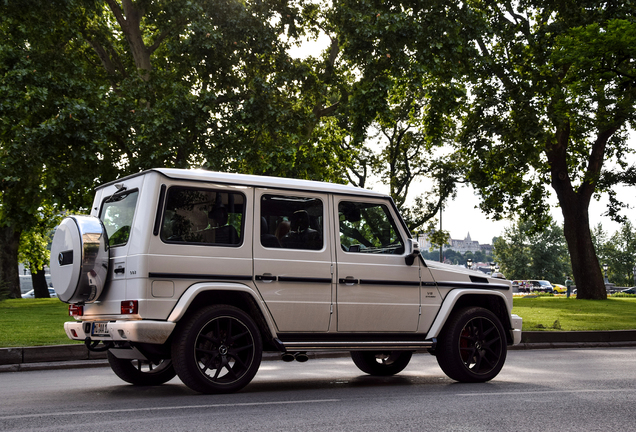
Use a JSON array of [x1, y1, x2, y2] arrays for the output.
[[0, 299, 82, 347], [1, 297, 635, 348], [513, 296, 636, 331]]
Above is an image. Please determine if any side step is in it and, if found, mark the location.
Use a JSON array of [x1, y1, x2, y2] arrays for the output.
[[275, 339, 436, 352]]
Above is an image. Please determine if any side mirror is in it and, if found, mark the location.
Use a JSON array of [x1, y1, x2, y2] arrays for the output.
[[405, 238, 420, 266]]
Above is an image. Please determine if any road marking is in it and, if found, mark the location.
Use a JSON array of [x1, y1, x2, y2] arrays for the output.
[[457, 389, 634, 397], [0, 399, 340, 421]]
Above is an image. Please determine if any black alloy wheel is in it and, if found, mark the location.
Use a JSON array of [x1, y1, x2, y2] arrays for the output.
[[350, 350, 413, 376], [436, 306, 507, 383], [107, 351, 176, 386], [172, 305, 262, 394]]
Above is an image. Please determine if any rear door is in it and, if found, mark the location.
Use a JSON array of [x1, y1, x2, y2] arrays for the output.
[[334, 197, 421, 332], [253, 189, 333, 332]]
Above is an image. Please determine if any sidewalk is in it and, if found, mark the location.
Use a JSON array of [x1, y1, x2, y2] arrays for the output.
[[2, 330, 636, 373]]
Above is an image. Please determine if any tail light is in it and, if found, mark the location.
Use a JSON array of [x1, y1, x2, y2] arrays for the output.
[[121, 300, 139, 314], [69, 304, 83, 317]]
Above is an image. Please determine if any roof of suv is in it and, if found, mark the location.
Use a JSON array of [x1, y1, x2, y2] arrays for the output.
[[99, 168, 387, 198]]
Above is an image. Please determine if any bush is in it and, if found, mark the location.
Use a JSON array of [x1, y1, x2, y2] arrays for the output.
[[612, 292, 636, 298]]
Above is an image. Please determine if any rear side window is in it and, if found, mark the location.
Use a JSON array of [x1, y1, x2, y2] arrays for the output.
[[260, 194, 323, 250], [100, 190, 139, 247], [160, 187, 245, 246]]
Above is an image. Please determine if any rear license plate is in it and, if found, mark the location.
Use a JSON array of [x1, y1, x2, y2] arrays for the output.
[[91, 322, 109, 337]]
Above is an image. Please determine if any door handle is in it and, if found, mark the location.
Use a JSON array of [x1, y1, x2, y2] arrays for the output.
[[256, 274, 277, 282], [339, 277, 358, 286]]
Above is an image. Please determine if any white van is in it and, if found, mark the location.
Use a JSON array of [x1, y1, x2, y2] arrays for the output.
[[50, 168, 522, 393]]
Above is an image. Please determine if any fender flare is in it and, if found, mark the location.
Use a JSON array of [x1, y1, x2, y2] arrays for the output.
[[166, 282, 278, 339], [425, 289, 512, 340]]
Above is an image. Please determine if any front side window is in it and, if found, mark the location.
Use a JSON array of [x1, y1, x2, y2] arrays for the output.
[[260, 194, 323, 250], [339, 201, 404, 254], [100, 190, 139, 247], [161, 187, 244, 246]]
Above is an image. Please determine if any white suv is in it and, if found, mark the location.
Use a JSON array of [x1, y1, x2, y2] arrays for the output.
[[50, 168, 522, 393]]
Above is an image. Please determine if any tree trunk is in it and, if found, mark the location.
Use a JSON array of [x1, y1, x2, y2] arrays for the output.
[[0, 225, 21, 298], [547, 123, 610, 300], [560, 203, 606, 299], [31, 268, 50, 298]]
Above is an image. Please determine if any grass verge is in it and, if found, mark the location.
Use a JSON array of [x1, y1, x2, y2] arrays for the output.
[[1, 297, 635, 348], [0, 299, 81, 347], [513, 296, 636, 331]]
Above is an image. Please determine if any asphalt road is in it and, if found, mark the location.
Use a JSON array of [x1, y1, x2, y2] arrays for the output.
[[1, 348, 635, 431]]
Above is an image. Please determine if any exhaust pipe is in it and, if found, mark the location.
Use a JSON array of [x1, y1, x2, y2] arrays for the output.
[[281, 352, 309, 362], [294, 352, 309, 362], [281, 352, 295, 362]]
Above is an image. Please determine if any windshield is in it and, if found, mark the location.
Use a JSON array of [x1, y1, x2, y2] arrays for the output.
[[100, 190, 139, 247]]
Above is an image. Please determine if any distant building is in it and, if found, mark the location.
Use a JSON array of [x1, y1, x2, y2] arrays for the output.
[[416, 232, 492, 255], [447, 232, 481, 253]]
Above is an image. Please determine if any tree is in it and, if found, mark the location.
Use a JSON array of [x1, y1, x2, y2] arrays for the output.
[[18, 206, 60, 298], [2, 0, 343, 296], [494, 220, 571, 283], [327, 1, 469, 233], [594, 221, 636, 287], [458, 1, 636, 299], [344, 85, 462, 233], [1, 1, 104, 297]]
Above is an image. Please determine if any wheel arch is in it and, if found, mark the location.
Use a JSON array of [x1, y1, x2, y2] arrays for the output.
[[426, 289, 514, 345], [166, 282, 279, 351]]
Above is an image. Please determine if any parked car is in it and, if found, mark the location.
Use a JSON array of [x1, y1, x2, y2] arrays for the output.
[[620, 287, 636, 295], [49, 168, 522, 394], [21, 288, 57, 298], [552, 283, 567, 294], [526, 280, 555, 293]]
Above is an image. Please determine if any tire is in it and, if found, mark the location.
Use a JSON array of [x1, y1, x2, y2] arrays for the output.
[[436, 306, 507, 383], [107, 351, 176, 386], [171, 305, 262, 394], [350, 351, 412, 376]]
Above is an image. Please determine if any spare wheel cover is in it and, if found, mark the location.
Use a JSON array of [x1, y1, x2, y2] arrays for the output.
[[50, 216, 109, 303]]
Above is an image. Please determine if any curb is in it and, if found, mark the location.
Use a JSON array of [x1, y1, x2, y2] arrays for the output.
[[2, 330, 636, 373]]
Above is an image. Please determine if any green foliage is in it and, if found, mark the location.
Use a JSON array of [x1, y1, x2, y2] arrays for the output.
[[494, 220, 571, 283], [18, 205, 60, 272], [612, 292, 636, 298], [593, 221, 636, 287], [455, 1, 636, 299]]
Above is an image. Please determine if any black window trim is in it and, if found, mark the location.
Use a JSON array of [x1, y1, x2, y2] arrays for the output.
[[259, 192, 325, 251], [99, 188, 140, 248], [337, 199, 406, 256], [160, 184, 247, 248]]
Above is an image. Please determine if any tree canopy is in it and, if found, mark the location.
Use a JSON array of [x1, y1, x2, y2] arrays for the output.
[[493, 220, 572, 283], [2, 0, 635, 301], [456, 1, 636, 299]]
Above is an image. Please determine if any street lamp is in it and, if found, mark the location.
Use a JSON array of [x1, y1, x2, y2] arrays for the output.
[[603, 263, 609, 284], [467, 258, 473, 269]]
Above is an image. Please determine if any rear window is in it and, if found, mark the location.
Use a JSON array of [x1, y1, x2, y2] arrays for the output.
[[160, 186, 245, 246], [100, 190, 139, 247]]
